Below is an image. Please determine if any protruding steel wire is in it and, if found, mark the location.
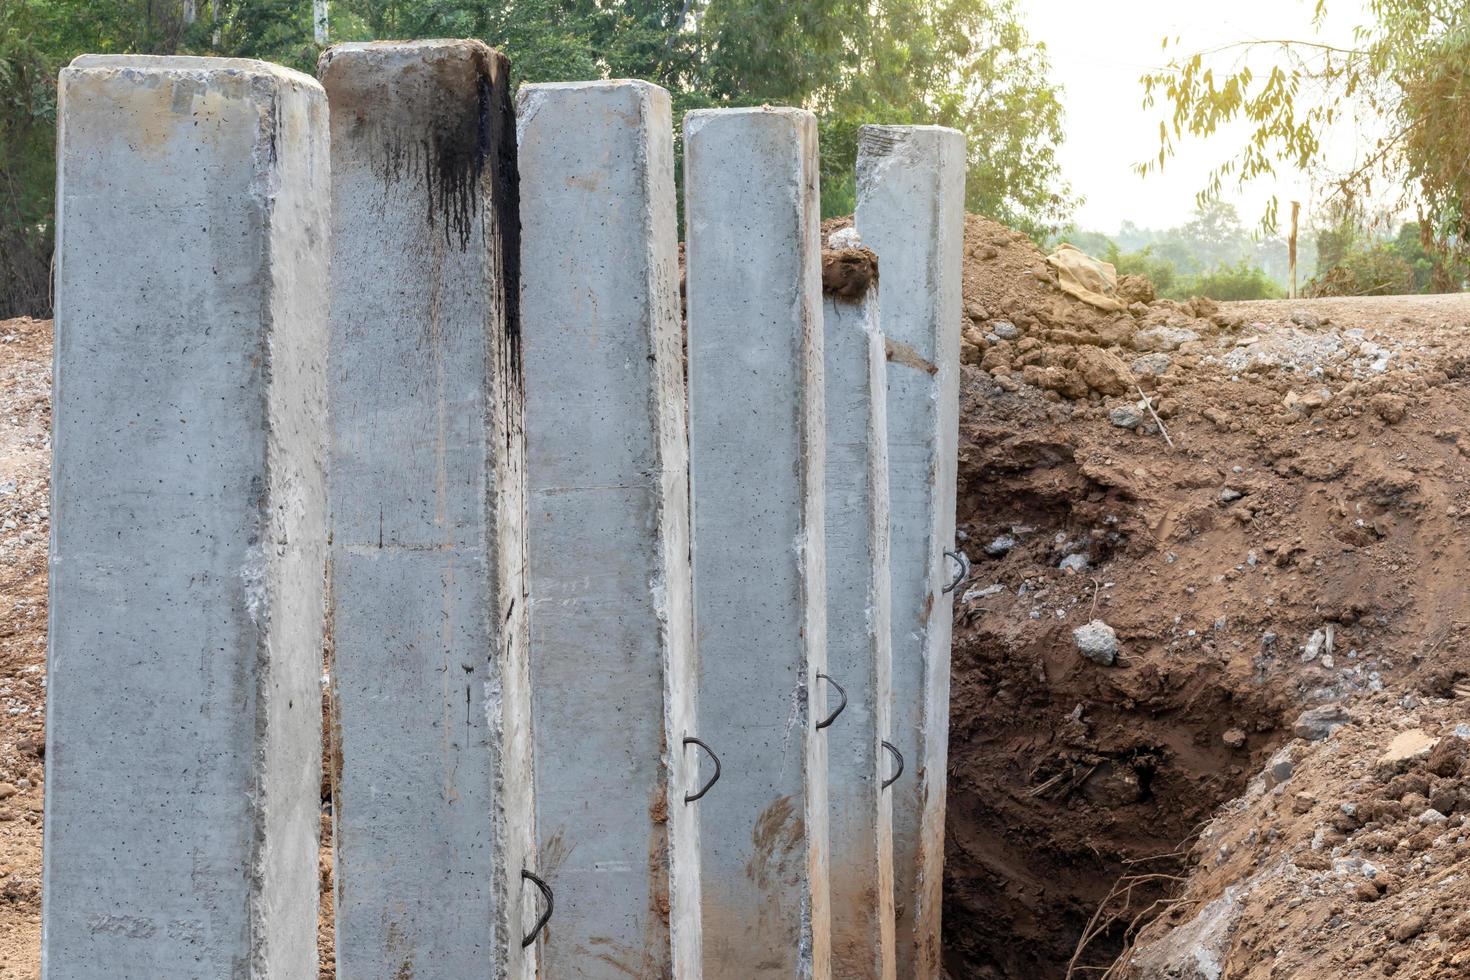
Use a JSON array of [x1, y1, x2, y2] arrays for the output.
[[683, 736, 721, 803], [521, 869, 553, 948], [815, 673, 847, 730], [942, 549, 971, 595], [881, 740, 905, 789]]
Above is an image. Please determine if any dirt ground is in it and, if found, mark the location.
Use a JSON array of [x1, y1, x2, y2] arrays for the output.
[[939, 216, 1470, 978], [0, 315, 49, 979], [5, 217, 1470, 978]]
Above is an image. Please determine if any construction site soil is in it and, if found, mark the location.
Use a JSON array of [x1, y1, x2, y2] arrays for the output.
[[5, 216, 1470, 978]]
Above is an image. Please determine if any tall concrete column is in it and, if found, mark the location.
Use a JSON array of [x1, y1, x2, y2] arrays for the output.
[[517, 79, 701, 978], [319, 41, 536, 980], [855, 124, 967, 979], [821, 246, 896, 980], [685, 106, 831, 980], [44, 56, 329, 978]]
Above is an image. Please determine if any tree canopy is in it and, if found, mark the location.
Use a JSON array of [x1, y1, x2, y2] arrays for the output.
[[1139, 0, 1470, 267], [0, 0, 1074, 316]]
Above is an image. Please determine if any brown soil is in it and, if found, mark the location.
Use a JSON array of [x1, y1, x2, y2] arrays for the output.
[[937, 215, 1470, 978], [6, 215, 1470, 979], [0, 316, 49, 979]]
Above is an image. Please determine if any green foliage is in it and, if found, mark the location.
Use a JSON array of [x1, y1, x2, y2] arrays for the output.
[[1306, 208, 1466, 296], [1109, 248, 1281, 302], [800, 0, 1075, 231], [0, 0, 54, 317], [1139, 1, 1470, 267], [0, 0, 1076, 314], [1071, 203, 1283, 302], [1105, 244, 1179, 297], [1065, 201, 1291, 303], [1190, 259, 1283, 301]]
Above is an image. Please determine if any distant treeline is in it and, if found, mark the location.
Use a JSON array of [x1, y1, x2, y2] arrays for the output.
[[1061, 200, 1466, 303]]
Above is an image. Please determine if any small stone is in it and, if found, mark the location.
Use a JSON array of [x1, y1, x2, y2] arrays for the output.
[[1293, 705, 1351, 742], [1073, 620, 1118, 666], [1130, 352, 1172, 376], [1371, 393, 1408, 424], [1391, 912, 1429, 942], [961, 583, 1004, 602], [1109, 406, 1143, 429], [990, 320, 1019, 340], [984, 534, 1016, 558], [826, 227, 862, 250], [1426, 738, 1465, 777], [1290, 310, 1321, 329], [1222, 728, 1247, 749], [1301, 629, 1327, 663], [0, 783, 16, 801], [1377, 729, 1437, 775], [1219, 487, 1243, 503], [1058, 553, 1090, 574], [1133, 325, 1200, 353], [1419, 808, 1448, 825], [1073, 347, 1133, 396], [1264, 747, 1294, 788]]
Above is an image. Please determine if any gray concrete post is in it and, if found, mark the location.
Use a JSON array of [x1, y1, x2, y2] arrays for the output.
[[319, 40, 536, 980], [516, 79, 701, 979], [44, 55, 329, 978], [854, 124, 967, 980], [821, 247, 897, 980], [684, 106, 831, 980]]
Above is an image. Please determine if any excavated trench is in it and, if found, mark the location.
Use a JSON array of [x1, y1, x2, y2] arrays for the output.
[[939, 369, 1292, 978]]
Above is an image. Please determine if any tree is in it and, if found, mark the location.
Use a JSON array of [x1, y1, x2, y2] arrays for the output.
[[0, 0, 54, 317], [1138, 0, 1470, 265], [0, 0, 1076, 314], [804, 0, 1074, 232]]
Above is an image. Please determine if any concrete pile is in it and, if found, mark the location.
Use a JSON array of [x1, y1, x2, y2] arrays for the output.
[[42, 41, 965, 980]]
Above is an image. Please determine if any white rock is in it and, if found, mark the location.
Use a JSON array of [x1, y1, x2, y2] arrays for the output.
[[1073, 620, 1118, 666]]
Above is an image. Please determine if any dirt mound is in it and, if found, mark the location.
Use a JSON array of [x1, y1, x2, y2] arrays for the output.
[[1122, 698, 1470, 979], [942, 214, 1470, 978]]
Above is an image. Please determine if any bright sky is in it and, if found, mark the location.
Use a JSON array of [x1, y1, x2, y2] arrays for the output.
[[1023, 0, 1375, 235]]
